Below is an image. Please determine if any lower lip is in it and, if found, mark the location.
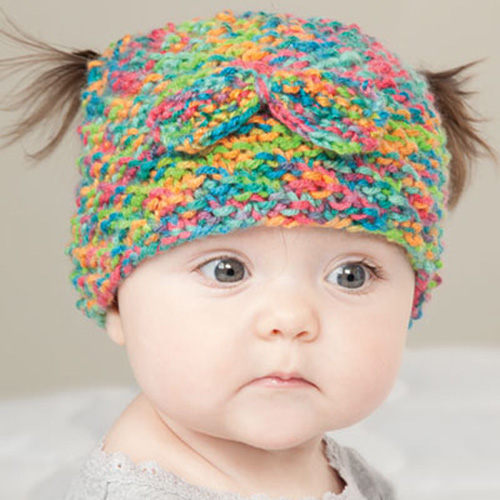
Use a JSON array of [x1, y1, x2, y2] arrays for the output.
[[250, 377, 315, 388]]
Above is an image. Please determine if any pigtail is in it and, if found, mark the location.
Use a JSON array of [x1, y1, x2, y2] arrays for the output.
[[0, 9, 99, 161], [419, 60, 498, 209]]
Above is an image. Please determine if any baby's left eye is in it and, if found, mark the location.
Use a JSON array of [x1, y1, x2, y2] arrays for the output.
[[327, 262, 372, 290]]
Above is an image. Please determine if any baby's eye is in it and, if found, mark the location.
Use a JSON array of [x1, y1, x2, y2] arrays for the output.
[[198, 256, 248, 284], [328, 262, 372, 290]]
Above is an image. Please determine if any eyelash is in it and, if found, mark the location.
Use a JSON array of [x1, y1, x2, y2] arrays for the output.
[[357, 259, 385, 280], [195, 255, 386, 292]]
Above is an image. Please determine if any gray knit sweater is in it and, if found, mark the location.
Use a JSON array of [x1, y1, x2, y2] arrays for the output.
[[64, 435, 395, 500]]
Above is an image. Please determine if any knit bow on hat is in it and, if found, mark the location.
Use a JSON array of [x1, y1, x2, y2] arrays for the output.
[[145, 51, 434, 160]]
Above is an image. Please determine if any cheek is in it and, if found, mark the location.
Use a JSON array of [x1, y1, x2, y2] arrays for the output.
[[120, 289, 241, 410], [352, 328, 406, 405], [319, 292, 410, 426]]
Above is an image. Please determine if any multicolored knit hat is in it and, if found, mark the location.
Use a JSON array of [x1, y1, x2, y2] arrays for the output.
[[67, 9, 450, 327]]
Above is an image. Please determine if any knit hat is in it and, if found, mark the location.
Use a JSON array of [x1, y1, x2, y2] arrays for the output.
[[67, 9, 450, 327]]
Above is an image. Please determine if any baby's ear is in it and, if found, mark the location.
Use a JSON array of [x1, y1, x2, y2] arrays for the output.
[[105, 305, 126, 346]]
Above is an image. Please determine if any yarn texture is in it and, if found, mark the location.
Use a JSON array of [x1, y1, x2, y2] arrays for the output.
[[67, 9, 450, 326]]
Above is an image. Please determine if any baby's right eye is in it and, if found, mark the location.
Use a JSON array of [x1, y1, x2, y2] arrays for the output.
[[197, 256, 249, 284]]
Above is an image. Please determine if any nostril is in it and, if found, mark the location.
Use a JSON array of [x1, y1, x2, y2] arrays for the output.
[[269, 328, 311, 338]]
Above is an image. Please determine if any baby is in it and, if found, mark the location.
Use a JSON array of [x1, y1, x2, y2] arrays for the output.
[[0, 8, 496, 500]]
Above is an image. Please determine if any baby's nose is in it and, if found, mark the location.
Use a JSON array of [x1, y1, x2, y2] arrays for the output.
[[252, 284, 321, 342]]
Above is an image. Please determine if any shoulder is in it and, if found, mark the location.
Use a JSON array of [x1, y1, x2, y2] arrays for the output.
[[103, 392, 184, 472], [324, 435, 397, 500], [64, 438, 185, 500], [65, 393, 186, 500], [103, 393, 160, 458]]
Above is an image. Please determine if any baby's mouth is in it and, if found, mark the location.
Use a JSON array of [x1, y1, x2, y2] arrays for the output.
[[249, 371, 317, 389]]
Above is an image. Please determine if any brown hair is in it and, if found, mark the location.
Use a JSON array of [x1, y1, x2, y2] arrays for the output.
[[420, 61, 498, 208], [0, 10, 497, 209], [0, 9, 99, 161]]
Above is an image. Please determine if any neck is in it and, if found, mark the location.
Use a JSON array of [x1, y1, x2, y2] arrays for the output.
[[148, 400, 345, 498]]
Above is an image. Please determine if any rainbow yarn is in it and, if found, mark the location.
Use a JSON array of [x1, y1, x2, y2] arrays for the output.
[[67, 9, 450, 326]]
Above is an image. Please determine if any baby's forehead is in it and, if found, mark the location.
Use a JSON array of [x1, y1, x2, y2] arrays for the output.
[[174, 226, 401, 255]]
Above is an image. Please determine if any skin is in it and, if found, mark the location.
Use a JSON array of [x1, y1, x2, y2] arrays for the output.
[[104, 225, 415, 499]]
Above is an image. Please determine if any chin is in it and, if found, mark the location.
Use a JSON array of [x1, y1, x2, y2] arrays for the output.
[[242, 428, 323, 452], [230, 413, 325, 451]]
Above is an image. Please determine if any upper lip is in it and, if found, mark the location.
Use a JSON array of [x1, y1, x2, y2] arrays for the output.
[[254, 371, 317, 387], [265, 371, 306, 380]]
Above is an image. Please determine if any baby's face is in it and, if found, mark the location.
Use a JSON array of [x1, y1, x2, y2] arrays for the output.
[[107, 226, 414, 450]]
